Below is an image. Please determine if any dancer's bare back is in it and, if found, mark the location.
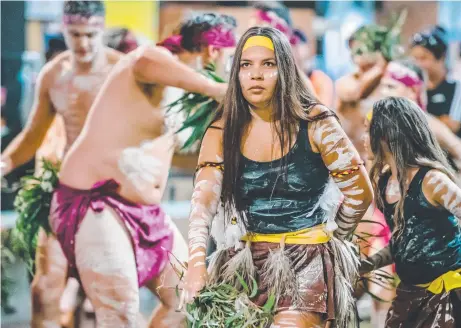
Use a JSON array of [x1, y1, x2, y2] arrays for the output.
[[60, 45, 226, 205]]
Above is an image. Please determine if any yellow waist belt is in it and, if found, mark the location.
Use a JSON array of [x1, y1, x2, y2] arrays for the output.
[[241, 224, 331, 245], [417, 268, 461, 294]]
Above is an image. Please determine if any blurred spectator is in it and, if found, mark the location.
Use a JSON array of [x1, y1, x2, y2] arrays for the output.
[[293, 29, 334, 107], [251, 1, 292, 26], [410, 26, 461, 137]]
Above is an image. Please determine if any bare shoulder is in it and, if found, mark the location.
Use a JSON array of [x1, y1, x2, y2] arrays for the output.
[[423, 169, 450, 186], [199, 120, 224, 161], [209, 118, 224, 130], [134, 44, 173, 61], [307, 104, 334, 119], [202, 119, 224, 145]]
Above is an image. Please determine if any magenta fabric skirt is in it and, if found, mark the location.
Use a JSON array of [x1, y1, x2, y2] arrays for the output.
[[49, 179, 173, 286]]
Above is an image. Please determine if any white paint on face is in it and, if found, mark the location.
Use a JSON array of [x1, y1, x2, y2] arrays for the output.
[[239, 70, 278, 81], [63, 23, 104, 63], [239, 46, 278, 107]]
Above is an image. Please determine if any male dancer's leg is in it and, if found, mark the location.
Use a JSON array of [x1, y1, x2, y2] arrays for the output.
[[31, 230, 67, 328], [145, 218, 187, 328], [75, 207, 139, 327]]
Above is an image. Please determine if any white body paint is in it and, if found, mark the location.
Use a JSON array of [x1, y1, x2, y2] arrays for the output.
[[313, 116, 369, 237], [118, 140, 163, 187], [188, 169, 223, 256], [75, 206, 139, 327], [427, 170, 461, 220]]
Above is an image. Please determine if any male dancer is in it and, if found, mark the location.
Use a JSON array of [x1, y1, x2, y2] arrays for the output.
[[50, 13, 235, 327], [157, 13, 236, 172], [1, 1, 121, 327], [335, 26, 389, 160]]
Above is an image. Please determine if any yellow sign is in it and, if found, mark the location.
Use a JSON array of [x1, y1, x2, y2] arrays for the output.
[[104, 0, 158, 41]]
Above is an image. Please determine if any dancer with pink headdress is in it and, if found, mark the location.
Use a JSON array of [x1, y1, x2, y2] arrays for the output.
[[49, 12, 236, 327]]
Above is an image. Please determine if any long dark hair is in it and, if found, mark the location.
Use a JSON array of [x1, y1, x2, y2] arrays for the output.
[[369, 96, 456, 233], [215, 26, 323, 224]]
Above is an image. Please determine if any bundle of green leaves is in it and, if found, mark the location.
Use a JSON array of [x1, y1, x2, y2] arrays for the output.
[[167, 251, 276, 328], [166, 63, 224, 151], [184, 272, 276, 328], [13, 159, 60, 270], [350, 9, 407, 61], [1, 230, 17, 314]]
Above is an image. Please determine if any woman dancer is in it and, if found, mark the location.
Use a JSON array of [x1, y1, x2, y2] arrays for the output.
[[361, 96, 461, 327], [183, 26, 373, 327], [359, 59, 461, 327], [378, 59, 461, 168]]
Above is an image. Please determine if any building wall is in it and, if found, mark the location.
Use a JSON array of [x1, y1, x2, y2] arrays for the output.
[[376, 1, 438, 51]]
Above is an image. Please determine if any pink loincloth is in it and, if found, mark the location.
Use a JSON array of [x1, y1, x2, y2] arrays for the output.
[[49, 179, 173, 287]]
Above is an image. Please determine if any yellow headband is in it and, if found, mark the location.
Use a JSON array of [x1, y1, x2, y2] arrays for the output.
[[366, 110, 373, 122], [243, 36, 274, 52]]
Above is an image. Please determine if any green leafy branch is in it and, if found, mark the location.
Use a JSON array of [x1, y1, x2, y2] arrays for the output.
[[166, 249, 276, 328], [12, 159, 60, 271], [166, 63, 224, 151]]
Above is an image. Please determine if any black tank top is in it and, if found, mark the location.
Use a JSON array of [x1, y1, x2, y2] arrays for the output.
[[378, 167, 461, 285], [239, 120, 330, 233]]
